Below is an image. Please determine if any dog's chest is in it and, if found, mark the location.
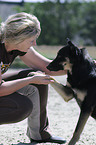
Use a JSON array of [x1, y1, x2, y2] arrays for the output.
[[67, 82, 87, 102], [73, 89, 87, 101]]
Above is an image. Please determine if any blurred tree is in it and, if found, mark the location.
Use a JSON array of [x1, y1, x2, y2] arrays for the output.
[[78, 2, 96, 45], [0, 17, 2, 24], [14, 0, 96, 46]]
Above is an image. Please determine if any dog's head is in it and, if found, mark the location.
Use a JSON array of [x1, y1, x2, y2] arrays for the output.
[[47, 39, 81, 72]]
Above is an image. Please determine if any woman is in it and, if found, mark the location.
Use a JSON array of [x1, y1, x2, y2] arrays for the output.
[[0, 12, 66, 144]]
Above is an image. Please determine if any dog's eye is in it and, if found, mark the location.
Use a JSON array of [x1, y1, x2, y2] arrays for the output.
[[64, 63, 67, 65], [62, 62, 67, 66]]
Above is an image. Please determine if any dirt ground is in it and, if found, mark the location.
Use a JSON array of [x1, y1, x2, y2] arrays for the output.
[[0, 73, 96, 145]]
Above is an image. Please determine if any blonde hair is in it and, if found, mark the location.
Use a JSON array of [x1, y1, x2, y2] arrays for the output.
[[0, 12, 41, 44]]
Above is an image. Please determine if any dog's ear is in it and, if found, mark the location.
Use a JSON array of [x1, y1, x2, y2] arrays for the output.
[[67, 38, 75, 47], [67, 38, 81, 60], [67, 38, 79, 52]]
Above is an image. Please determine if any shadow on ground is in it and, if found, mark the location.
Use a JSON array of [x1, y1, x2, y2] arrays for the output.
[[0, 143, 37, 145], [12, 143, 37, 145]]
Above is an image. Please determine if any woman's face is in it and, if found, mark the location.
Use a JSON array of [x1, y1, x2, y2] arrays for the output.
[[5, 35, 37, 52], [15, 35, 37, 52]]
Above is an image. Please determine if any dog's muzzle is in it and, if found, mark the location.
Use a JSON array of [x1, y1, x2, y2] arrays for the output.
[[47, 63, 64, 71]]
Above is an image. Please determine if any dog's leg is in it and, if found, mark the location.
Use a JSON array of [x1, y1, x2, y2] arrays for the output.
[[68, 110, 91, 145], [50, 78, 75, 102]]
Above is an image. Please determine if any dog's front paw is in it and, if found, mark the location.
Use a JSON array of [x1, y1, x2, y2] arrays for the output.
[[27, 71, 45, 77]]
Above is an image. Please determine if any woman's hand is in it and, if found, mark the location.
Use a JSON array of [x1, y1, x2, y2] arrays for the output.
[[31, 74, 54, 85], [28, 71, 54, 85]]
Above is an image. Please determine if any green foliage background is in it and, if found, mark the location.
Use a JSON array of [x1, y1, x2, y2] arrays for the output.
[[14, 0, 96, 46]]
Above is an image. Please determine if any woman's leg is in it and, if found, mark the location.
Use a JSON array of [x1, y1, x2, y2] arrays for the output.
[[33, 84, 51, 140], [2, 69, 66, 144], [2, 69, 51, 140], [17, 84, 51, 140], [0, 92, 33, 124]]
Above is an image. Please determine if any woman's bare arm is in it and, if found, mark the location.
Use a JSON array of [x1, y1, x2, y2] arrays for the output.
[[20, 47, 67, 76], [0, 73, 54, 97]]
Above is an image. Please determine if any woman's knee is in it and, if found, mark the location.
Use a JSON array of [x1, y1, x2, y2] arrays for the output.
[[33, 84, 49, 109], [0, 93, 33, 124], [33, 84, 48, 97], [18, 94, 33, 118], [12, 94, 33, 122]]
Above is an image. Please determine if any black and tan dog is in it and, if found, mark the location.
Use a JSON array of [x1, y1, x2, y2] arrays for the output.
[[47, 39, 96, 145]]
